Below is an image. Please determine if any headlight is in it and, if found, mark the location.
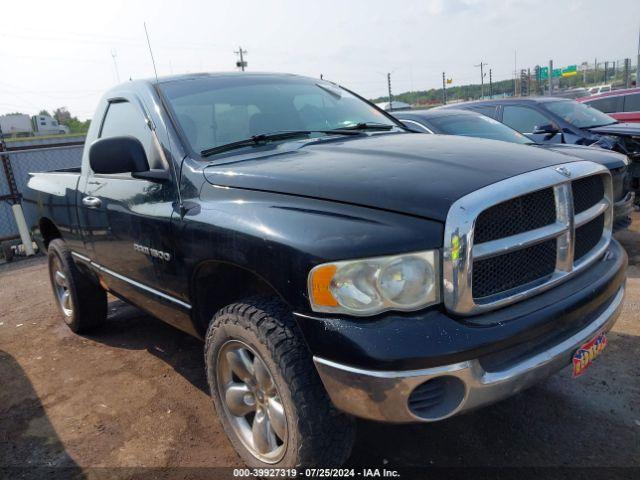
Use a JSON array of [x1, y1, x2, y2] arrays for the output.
[[308, 251, 440, 316]]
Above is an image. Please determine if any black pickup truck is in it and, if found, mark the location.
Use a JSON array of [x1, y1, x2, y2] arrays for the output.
[[22, 73, 627, 468]]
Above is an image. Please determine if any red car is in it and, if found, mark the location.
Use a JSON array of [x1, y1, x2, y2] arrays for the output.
[[578, 87, 640, 123]]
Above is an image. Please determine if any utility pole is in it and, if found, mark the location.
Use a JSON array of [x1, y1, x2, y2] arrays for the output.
[[111, 50, 120, 83], [387, 72, 393, 110], [604, 61, 608, 83], [234, 46, 248, 71], [594, 58, 598, 84], [513, 50, 517, 97], [474, 61, 487, 99], [549, 59, 554, 95], [637, 24, 640, 87], [442, 72, 447, 105], [489, 69, 493, 98], [625, 58, 631, 88]]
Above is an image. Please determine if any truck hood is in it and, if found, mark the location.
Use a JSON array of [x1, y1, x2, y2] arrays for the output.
[[203, 133, 580, 222], [587, 122, 640, 137], [534, 143, 627, 170]]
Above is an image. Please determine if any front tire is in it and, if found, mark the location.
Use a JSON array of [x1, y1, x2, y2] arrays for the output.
[[205, 297, 355, 468], [47, 239, 107, 333]]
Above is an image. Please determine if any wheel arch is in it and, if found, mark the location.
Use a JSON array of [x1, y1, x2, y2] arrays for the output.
[[38, 217, 62, 249], [190, 260, 291, 336]]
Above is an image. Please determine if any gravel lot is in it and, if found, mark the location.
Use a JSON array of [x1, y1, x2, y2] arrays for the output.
[[1, 214, 639, 479]]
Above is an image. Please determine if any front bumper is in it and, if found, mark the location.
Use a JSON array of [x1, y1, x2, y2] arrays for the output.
[[297, 239, 627, 423], [613, 191, 635, 230], [313, 285, 624, 423]]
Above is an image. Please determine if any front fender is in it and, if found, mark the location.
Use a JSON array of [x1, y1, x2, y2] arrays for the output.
[[178, 186, 444, 313]]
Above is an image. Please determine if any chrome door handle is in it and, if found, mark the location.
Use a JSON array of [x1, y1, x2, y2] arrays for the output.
[[82, 196, 102, 208]]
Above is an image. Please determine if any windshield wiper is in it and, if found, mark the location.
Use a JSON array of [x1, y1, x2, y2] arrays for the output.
[[334, 122, 395, 131], [200, 129, 361, 157]]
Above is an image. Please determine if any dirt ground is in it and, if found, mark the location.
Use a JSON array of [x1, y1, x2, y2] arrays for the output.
[[1, 214, 639, 479]]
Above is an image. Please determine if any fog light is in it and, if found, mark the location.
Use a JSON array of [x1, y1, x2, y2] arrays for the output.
[[408, 376, 465, 420]]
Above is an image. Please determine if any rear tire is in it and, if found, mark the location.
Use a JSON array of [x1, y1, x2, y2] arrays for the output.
[[205, 296, 355, 468], [47, 239, 107, 333]]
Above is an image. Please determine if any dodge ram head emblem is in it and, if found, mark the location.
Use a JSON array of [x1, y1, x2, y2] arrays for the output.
[[555, 166, 572, 178]]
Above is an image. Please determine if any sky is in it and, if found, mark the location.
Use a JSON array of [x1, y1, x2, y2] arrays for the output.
[[0, 0, 639, 120]]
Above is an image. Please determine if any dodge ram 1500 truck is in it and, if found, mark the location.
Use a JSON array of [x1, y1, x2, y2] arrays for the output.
[[22, 73, 627, 468]]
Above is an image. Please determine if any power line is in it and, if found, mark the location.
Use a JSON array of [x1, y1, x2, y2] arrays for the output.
[[0, 31, 227, 51]]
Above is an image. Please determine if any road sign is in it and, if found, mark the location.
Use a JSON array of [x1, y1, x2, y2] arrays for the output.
[[552, 68, 562, 78], [562, 65, 577, 77], [539, 66, 549, 80]]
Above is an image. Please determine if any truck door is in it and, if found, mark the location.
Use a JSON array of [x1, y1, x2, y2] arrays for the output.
[[80, 97, 191, 332]]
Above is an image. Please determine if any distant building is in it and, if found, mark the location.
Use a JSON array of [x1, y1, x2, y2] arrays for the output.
[[375, 100, 412, 112]]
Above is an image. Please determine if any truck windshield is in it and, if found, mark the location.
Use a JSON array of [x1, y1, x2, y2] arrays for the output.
[[159, 75, 397, 155], [426, 114, 533, 144], [544, 100, 617, 129]]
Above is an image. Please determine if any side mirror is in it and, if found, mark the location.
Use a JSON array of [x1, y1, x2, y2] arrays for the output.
[[532, 123, 560, 135], [89, 136, 171, 182], [90, 136, 150, 175]]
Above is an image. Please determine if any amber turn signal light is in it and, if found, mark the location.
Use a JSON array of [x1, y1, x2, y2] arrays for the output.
[[309, 264, 338, 307]]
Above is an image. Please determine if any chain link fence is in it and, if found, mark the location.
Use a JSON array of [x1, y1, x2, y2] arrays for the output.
[[0, 135, 85, 241]]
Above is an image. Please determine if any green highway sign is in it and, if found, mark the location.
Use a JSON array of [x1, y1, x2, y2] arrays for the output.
[[539, 66, 549, 80], [538, 64, 577, 80]]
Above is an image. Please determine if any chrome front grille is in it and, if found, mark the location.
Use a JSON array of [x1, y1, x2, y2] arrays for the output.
[[443, 162, 613, 316]]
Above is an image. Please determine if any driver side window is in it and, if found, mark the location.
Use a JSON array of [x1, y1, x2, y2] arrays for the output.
[[100, 100, 163, 169], [502, 106, 551, 134]]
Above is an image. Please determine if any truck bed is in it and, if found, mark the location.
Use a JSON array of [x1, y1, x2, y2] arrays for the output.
[[21, 170, 82, 250]]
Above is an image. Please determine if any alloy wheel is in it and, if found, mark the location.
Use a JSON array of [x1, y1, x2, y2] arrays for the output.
[[217, 340, 287, 463], [52, 257, 73, 317]]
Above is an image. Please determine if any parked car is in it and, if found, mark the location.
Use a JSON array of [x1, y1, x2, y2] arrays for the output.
[[22, 73, 627, 468], [441, 97, 640, 195], [395, 108, 634, 229], [374, 100, 412, 111], [588, 85, 612, 95], [578, 87, 640, 123], [554, 87, 589, 99]]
